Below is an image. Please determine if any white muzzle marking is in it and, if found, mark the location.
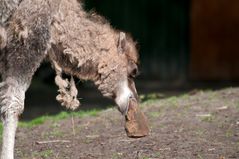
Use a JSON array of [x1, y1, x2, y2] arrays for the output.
[[115, 81, 133, 115]]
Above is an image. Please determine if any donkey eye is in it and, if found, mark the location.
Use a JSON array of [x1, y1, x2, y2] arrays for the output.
[[128, 61, 139, 78], [130, 67, 139, 78]]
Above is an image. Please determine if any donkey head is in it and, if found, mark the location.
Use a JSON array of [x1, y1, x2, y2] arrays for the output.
[[95, 32, 139, 115]]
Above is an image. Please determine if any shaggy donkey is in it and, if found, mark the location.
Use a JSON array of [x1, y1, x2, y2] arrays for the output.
[[0, 0, 140, 158]]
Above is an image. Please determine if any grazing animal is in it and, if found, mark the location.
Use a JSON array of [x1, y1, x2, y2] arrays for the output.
[[0, 0, 139, 158]]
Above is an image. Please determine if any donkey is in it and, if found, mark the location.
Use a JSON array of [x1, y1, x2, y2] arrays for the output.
[[0, 0, 141, 158]]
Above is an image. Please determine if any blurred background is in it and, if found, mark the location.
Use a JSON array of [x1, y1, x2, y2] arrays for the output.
[[24, 0, 239, 119]]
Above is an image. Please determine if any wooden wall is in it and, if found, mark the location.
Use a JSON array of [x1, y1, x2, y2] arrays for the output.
[[190, 0, 239, 80]]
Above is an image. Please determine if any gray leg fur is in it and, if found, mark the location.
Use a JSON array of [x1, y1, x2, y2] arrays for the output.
[[0, 19, 49, 158], [0, 77, 27, 159]]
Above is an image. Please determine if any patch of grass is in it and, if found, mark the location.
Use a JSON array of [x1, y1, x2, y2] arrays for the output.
[[197, 154, 204, 159], [140, 93, 165, 107], [71, 109, 100, 118], [83, 138, 93, 144], [204, 89, 213, 93], [47, 129, 64, 138], [166, 96, 178, 107], [52, 111, 71, 121], [201, 115, 214, 123], [0, 109, 102, 138], [32, 149, 53, 158], [140, 93, 164, 102], [226, 129, 233, 138], [235, 101, 239, 110], [155, 152, 161, 157], [205, 91, 216, 99], [112, 152, 123, 159], [236, 141, 239, 150], [158, 123, 167, 129], [178, 94, 190, 100], [16, 149, 26, 158], [22, 109, 101, 127], [141, 98, 159, 107], [141, 92, 194, 111], [19, 116, 49, 128], [197, 113, 214, 123], [149, 111, 161, 118], [195, 129, 205, 136]]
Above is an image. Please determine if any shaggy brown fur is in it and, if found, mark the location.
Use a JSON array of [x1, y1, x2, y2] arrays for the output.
[[48, 0, 138, 107], [0, 0, 139, 158], [0, 0, 22, 24]]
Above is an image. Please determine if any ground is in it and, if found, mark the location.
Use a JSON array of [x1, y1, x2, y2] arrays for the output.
[[5, 87, 239, 158]]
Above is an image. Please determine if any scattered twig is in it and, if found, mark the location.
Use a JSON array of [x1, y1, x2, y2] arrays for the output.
[[208, 148, 216, 151], [196, 114, 212, 118], [86, 135, 100, 139], [158, 147, 171, 151], [118, 139, 133, 143], [217, 106, 228, 111], [71, 115, 76, 136], [36, 140, 70, 145]]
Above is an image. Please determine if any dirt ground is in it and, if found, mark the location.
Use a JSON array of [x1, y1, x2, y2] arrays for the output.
[[14, 87, 239, 159]]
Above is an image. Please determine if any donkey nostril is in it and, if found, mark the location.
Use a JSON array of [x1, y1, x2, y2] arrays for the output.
[[129, 94, 133, 99]]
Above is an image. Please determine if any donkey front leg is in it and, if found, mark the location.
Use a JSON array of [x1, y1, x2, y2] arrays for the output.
[[0, 77, 27, 159]]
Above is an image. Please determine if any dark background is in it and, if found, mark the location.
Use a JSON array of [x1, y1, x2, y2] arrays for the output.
[[24, 0, 239, 119], [84, 0, 190, 82]]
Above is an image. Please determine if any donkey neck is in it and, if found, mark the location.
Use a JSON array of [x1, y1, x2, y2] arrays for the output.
[[50, 0, 119, 81]]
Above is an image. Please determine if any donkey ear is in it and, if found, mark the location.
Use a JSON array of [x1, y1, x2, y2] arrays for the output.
[[118, 32, 127, 54]]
